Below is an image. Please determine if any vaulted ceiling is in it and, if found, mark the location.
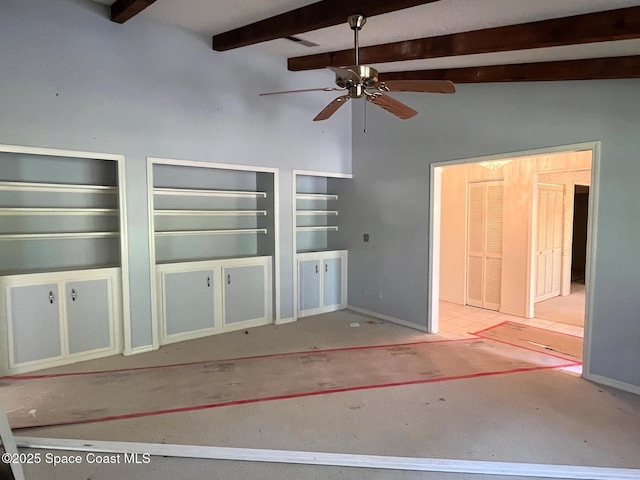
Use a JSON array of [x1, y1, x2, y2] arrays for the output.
[[99, 0, 640, 83]]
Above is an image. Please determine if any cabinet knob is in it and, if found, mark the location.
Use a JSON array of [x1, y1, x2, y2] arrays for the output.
[[315, 265, 318, 274], [207, 276, 210, 287], [227, 274, 231, 285], [325, 264, 328, 272], [71, 288, 77, 301], [49, 291, 55, 304]]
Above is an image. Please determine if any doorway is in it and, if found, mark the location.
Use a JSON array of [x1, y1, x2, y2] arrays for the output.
[[532, 183, 590, 329], [428, 144, 598, 373]]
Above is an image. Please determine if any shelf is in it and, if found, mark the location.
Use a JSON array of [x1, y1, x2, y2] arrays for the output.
[[155, 228, 268, 237], [296, 193, 338, 200], [0, 181, 117, 194], [154, 187, 266, 198], [296, 226, 339, 232], [296, 210, 338, 216], [0, 207, 118, 216], [154, 209, 267, 217], [0, 232, 119, 240], [0, 264, 121, 277]]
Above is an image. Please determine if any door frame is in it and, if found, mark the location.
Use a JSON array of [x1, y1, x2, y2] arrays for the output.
[[428, 141, 600, 378]]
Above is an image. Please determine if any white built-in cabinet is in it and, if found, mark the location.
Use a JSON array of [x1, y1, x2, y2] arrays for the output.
[[148, 159, 276, 345], [1, 269, 121, 373], [294, 172, 351, 319], [157, 257, 272, 344], [297, 250, 347, 317], [0, 146, 126, 375]]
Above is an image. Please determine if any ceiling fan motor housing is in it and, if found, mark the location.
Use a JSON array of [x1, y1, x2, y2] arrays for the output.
[[334, 65, 379, 94]]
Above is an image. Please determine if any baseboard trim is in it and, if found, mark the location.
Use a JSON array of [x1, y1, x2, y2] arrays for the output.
[[275, 317, 296, 325], [584, 372, 640, 396], [127, 345, 154, 356], [347, 306, 428, 333], [14, 436, 640, 479]]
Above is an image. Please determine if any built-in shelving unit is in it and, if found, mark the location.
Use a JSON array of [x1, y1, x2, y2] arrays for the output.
[[0, 146, 127, 375], [148, 158, 277, 347], [293, 171, 352, 321]]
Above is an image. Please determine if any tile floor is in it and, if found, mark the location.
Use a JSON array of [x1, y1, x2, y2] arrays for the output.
[[437, 301, 585, 340]]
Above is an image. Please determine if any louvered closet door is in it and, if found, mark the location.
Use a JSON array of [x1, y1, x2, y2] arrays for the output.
[[535, 184, 564, 303], [466, 181, 503, 311]]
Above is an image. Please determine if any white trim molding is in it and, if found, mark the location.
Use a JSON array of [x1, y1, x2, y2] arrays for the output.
[[14, 436, 640, 480], [584, 373, 640, 397]]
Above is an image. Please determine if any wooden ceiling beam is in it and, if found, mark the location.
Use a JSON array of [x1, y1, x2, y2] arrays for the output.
[[288, 6, 640, 71], [377, 56, 640, 83], [212, 0, 442, 51], [111, 0, 157, 24]]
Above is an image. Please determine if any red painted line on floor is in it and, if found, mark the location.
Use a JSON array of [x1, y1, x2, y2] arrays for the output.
[[473, 332, 583, 362], [469, 320, 510, 336], [11, 361, 580, 431], [471, 320, 584, 339], [2, 337, 470, 381]]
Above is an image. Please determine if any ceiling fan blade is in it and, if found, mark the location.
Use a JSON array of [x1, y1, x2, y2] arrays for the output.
[[382, 80, 456, 94], [367, 94, 418, 120], [259, 87, 344, 96], [313, 95, 350, 121], [328, 66, 361, 85]]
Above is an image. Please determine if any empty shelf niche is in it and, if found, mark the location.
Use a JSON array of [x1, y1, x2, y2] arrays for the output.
[[152, 163, 274, 263], [296, 175, 345, 253], [0, 151, 121, 275]]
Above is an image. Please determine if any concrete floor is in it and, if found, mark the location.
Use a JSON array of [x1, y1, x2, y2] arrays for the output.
[[10, 310, 640, 479]]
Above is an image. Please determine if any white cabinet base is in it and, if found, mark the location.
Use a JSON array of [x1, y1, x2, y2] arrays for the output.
[[0, 268, 123, 376], [296, 250, 347, 318], [156, 256, 272, 346]]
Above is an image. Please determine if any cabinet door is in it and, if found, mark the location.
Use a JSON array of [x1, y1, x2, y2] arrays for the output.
[[322, 257, 343, 309], [66, 279, 112, 355], [163, 270, 215, 336], [223, 264, 267, 325], [298, 259, 321, 315], [9, 284, 62, 365]]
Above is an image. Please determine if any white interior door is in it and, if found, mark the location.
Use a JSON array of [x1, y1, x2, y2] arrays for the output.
[[466, 181, 503, 311], [535, 184, 564, 303]]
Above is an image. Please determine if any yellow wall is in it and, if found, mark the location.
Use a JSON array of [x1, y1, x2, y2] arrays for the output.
[[439, 150, 591, 317]]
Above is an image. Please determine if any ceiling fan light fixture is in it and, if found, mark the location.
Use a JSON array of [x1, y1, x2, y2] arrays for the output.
[[479, 160, 512, 170]]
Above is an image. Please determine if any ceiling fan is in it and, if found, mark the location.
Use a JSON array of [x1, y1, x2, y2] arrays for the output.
[[260, 14, 456, 121]]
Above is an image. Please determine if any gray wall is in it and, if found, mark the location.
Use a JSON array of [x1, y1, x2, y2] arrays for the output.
[[0, 0, 351, 347], [344, 79, 640, 388]]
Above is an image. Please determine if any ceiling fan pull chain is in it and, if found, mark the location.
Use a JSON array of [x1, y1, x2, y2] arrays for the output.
[[363, 97, 368, 133]]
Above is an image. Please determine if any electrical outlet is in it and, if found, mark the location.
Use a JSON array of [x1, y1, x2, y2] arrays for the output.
[[363, 233, 369, 242]]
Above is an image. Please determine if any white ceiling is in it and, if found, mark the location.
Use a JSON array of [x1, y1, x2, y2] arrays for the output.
[[93, 0, 640, 72]]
